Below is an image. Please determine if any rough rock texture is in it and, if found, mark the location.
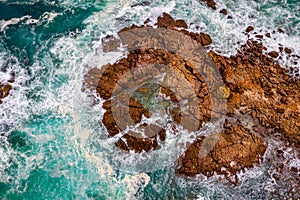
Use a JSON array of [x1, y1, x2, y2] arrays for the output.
[[84, 13, 299, 182], [101, 35, 121, 53], [92, 48, 212, 152], [0, 83, 12, 104], [178, 119, 267, 184], [143, 13, 212, 46], [209, 40, 300, 147]]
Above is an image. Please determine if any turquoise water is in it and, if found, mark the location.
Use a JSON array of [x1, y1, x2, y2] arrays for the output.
[[0, 0, 299, 199]]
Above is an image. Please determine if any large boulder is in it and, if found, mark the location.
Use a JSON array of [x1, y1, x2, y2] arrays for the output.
[[177, 119, 267, 183]]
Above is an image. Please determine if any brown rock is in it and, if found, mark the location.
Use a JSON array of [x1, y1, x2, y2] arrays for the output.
[[89, 48, 212, 152], [115, 132, 159, 153], [284, 47, 292, 54], [156, 13, 176, 28], [83, 14, 300, 181], [210, 40, 300, 148], [0, 83, 12, 104], [268, 51, 279, 58], [246, 26, 254, 33], [200, 32, 212, 46], [175, 19, 188, 29], [199, 0, 217, 10], [219, 9, 227, 15], [178, 119, 267, 181]]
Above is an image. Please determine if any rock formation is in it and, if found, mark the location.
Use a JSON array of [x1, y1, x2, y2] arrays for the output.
[[84, 13, 299, 182], [209, 40, 300, 147], [93, 48, 212, 152], [178, 118, 267, 184]]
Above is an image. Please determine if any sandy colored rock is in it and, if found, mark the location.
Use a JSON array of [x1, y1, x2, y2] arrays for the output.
[[101, 34, 121, 52]]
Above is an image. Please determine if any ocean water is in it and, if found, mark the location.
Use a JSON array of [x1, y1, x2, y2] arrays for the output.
[[0, 0, 299, 199]]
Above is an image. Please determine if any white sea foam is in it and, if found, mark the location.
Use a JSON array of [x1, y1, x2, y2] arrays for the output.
[[0, 12, 60, 32]]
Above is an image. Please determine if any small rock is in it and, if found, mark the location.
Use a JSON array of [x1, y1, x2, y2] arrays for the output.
[[278, 28, 284, 33], [157, 12, 176, 28], [265, 33, 271, 38], [0, 83, 12, 104], [200, 32, 212, 46], [284, 47, 292, 54], [131, 1, 150, 7], [268, 51, 279, 58], [200, 0, 217, 10], [219, 9, 227, 15], [246, 26, 254, 33]]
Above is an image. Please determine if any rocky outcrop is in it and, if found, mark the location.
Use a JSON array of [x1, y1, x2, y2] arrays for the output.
[[84, 13, 299, 182]]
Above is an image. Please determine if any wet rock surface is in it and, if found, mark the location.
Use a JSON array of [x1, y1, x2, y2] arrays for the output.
[[209, 40, 300, 148], [199, 0, 217, 10], [178, 119, 267, 183], [0, 83, 12, 104], [93, 48, 212, 152], [266, 145, 300, 199], [84, 13, 299, 182], [126, 13, 213, 46]]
